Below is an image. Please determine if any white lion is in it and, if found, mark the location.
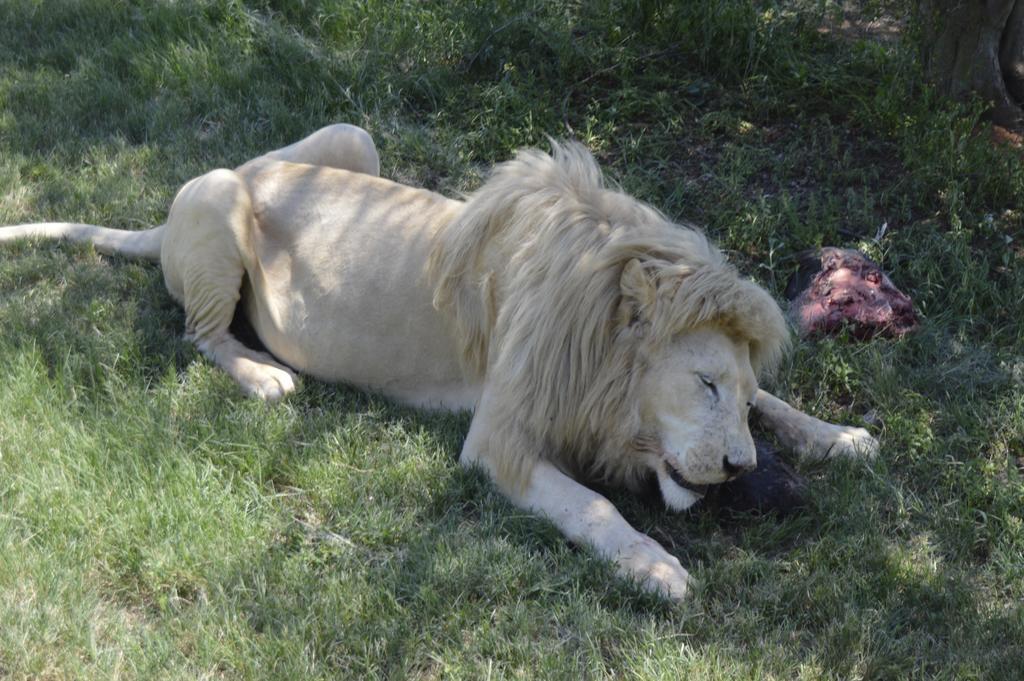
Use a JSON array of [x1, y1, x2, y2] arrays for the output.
[[0, 124, 878, 600]]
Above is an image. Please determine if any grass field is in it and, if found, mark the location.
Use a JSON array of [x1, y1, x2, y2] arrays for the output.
[[1, 1, 1022, 678]]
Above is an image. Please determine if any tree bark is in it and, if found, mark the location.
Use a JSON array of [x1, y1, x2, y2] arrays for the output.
[[1000, 0, 1024, 101], [918, 0, 1024, 128]]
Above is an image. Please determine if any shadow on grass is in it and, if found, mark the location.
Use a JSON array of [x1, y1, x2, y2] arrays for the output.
[[2, 0, 410, 169], [0, 246, 191, 395]]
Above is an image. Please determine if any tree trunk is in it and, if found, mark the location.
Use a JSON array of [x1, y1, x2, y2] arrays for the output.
[[1000, 0, 1024, 101], [917, 0, 1024, 128]]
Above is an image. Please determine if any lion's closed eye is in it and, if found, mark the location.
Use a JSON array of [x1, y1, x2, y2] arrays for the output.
[[698, 373, 719, 399]]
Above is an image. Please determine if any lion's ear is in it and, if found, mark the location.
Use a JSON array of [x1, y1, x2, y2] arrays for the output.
[[618, 258, 656, 330]]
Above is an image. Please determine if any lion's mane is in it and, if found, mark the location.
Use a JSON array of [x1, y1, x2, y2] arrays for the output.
[[430, 142, 789, 489]]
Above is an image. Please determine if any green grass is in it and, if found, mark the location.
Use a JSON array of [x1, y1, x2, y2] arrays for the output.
[[1, 0, 1022, 678]]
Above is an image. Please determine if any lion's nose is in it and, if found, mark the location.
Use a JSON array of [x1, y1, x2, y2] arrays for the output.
[[723, 454, 756, 478]]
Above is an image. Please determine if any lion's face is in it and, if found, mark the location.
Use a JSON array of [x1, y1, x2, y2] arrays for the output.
[[636, 326, 759, 511]]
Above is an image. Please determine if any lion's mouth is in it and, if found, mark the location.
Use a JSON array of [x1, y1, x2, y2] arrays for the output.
[[664, 461, 709, 497]]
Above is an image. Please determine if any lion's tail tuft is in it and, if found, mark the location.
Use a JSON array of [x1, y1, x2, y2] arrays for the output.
[[0, 222, 164, 261]]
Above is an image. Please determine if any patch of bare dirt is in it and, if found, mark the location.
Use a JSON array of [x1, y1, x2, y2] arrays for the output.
[[816, 2, 906, 45]]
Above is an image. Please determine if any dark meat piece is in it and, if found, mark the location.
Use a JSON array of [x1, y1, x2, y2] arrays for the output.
[[703, 439, 808, 517], [786, 247, 917, 338], [632, 439, 810, 517]]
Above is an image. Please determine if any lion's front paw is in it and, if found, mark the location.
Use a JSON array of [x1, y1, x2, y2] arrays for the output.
[[825, 425, 879, 459], [617, 535, 693, 601]]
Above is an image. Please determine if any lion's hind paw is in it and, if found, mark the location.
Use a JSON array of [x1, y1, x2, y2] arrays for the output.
[[243, 365, 297, 401]]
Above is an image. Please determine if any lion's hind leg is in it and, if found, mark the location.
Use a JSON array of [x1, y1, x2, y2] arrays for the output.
[[161, 168, 297, 400], [257, 124, 380, 176], [191, 333, 295, 400]]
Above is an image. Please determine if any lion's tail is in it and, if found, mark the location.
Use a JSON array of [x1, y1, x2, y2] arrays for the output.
[[0, 222, 164, 262]]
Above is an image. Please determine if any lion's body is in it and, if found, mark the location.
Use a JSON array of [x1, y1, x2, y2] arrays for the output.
[[229, 158, 474, 410], [0, 124, 880, 601]]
